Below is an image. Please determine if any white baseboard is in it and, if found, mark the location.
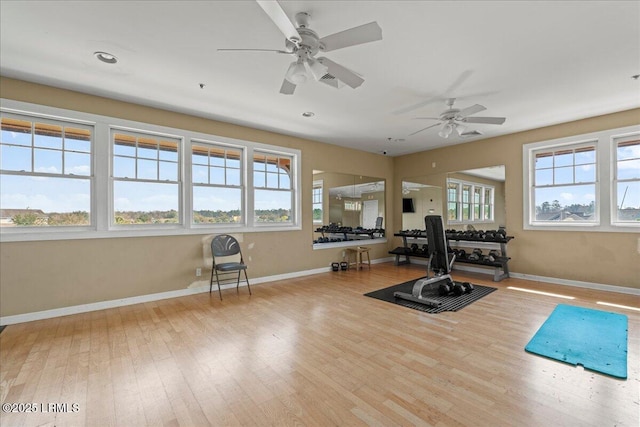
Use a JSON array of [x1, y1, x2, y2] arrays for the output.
[[3, 258, 636, 326]]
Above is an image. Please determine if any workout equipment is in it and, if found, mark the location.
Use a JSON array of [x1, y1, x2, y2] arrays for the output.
[[332, 262, 339, 271], [394, 215, 455, 308], [438, 280, 474, 296]]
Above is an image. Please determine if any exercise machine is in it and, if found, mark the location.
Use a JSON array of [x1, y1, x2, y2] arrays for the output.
[[393, 215, 456, 307]]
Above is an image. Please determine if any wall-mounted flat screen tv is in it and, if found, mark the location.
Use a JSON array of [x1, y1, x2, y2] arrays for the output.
[[402, 198, 415, 213]]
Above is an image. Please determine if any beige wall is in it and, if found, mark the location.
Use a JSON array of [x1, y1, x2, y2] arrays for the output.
[[1, 77, 639, 319], [0, 77, 394, 317], [393, 109, 640, 288]]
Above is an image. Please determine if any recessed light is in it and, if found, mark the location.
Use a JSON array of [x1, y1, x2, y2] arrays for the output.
[[632, 74, 640, 80], [94, 51, 118, 64], [302, 112, 314, 117]]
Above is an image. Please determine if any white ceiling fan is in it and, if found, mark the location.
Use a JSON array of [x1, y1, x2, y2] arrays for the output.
[[410, 98, 506, 138], [218, 0, 383, 94]]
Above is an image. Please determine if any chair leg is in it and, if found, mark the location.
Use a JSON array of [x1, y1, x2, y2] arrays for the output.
[[209, 266, 215, 293], [236, 271, 241, 295], [214, 270, 223, 300], [244, 270, 252, 295]]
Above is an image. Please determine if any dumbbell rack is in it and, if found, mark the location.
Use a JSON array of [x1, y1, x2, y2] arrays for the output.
[[315, 226, 384, 242], [390, 230, 514, 282], [446, 233, 513, 282]]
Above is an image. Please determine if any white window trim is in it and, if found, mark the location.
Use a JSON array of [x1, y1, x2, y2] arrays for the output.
[[447, 178, 495, 224], [312, 179, 323, 224], [0, 99, 301, 242], [523, 124, 640, 232]]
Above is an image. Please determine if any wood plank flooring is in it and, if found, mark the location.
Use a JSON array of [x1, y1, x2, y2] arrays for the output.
[[1, 263, 638, 426]]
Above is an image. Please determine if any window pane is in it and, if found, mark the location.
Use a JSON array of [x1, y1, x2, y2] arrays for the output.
[[554, 166, 573, 185], [535, 169, 553, 186], [34, 148, 62, 174], [575, 148, 595, 165], [254, 172, 265, 188], [279, 172, 290, 189], [226, 168, 240, 186], [254, 189, 291, 222], [159, 160, 177, 181], [192, 146, 209, 165], [137, 158, 157, 180], [193, 186, 242, 224], [64, 151, 91, 176], [266, 172, 278, 188], [617, 159, 640, 180], [1, 144, 31, 171], [534, 184, 596, 221], [210, 147, 225, 167], [158, 140, 178, 161], [617, 181, 640, 221], [1, 118, 32, 146], [535, 152, 553, 169], [0, 174, 90, 226], [617, 141, 640, 161], [113, 181, 179, 224], [64, 127, 91, 152], [114, 134, 136, 156], [447, 202, 458, 220], [575, 164, 596, 183], [554, 150, 573, 167], [192, 164, 208, 184], [137, 138, 158, 159], [226, 151, 241, 168], [113, 156, 135, 178], [210, 166, 225, 185], [34, 123, 62, 149]]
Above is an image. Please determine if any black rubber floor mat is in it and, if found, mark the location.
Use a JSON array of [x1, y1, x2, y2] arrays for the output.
[[364, 279, 497, 313]]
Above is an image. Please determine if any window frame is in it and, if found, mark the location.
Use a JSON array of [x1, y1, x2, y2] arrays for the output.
[[523, 124, 640, 232], [110, 127, 183, 229], [191, 139, 245, 227], [612, 134, 640, 225], [0, 98, 302, 242], [446, 178, 495, 224], [312, 179, 323, 224], [0, 110, 95, 232]]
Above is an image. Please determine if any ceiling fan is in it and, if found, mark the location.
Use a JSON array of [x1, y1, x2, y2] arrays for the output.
[[402, 185, 420, 195], [410, 98, 506, 138], [218, 0, 383, 94]]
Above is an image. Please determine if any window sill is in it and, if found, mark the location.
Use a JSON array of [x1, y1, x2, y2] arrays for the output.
[[312, 237, 387, 250]]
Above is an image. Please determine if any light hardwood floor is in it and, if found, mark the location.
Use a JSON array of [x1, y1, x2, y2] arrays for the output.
[[1, 263, 638, 426]]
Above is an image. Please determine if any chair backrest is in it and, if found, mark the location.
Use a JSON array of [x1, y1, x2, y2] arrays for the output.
[[211, 234, 242, 258], [425, 215, 450, 274]]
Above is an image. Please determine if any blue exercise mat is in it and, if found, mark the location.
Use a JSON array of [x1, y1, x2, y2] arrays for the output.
[[525, 304, 628, 379]]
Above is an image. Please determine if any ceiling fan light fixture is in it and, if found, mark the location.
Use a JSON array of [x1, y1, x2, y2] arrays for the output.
[[439, 123, 454, 138], [306, 57, 328, 81], [285, 60, 308, 84], [456, 124, 467, 136]]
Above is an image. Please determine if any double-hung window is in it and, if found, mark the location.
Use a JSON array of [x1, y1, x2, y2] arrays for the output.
[[312, 180, 323, 224], [112, 129, 180, 225], [523, 125, 639, 231], [613, 135, 640, 223], [531, 142, 597, 223], [253, 151, 293, 223], [0, 114, 93, 227], [447, 178, 494, 223], [192, 142, 243, 224]]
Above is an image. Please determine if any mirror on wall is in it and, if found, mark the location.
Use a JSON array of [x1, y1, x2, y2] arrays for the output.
[[401, 175, 444, 230], [313, 171, 385, 246], [446, 165, 506, 229], [400, 166, 506, 231]]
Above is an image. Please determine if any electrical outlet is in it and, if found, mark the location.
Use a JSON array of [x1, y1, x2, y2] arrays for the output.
[[196, 268, 202, 277]]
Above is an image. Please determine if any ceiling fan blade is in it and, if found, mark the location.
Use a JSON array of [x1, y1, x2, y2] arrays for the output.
[[256, 0, 301, 45], [319, 21, 382, 52], [412, 117, 440, 121], [393, 98, 440, 115], [217, 48, 291, 54], [463, 116, 506, 125], [457, 104, 486, 118], [316, 57, 364, 88], [280, 78, 296, 95], [409, 122, 441, 136]]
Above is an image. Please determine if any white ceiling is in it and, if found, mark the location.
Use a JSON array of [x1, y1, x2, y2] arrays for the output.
[[1, 1, 639, 156]]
